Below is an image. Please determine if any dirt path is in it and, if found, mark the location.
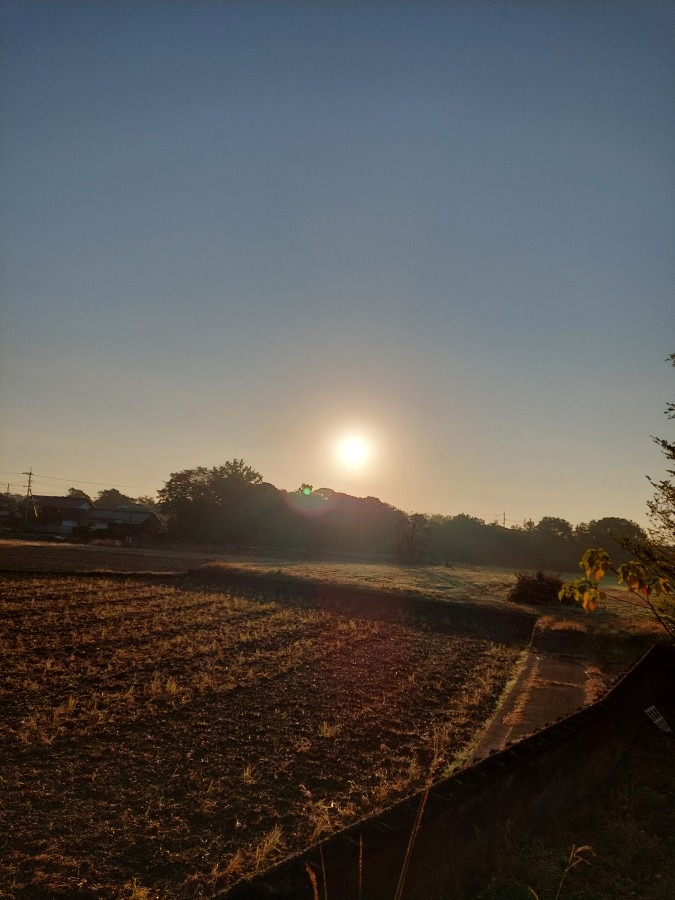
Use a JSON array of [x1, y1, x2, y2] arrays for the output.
[[472, 620, 604, 759]]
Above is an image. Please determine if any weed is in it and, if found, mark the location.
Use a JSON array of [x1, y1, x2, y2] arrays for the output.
[[318, 721, 340, 738], [196, 798, 217, 815], [394, 788, 429, 900], [407, 754, 421, 781], [554, 844, 594, 899], [221, 850, 245, 879], [429, 723, 450, 774], [253, 824, 283, 869], [299, 785, 339, 842], [305, 862, 320, 900], [124, 878, 151, 899]]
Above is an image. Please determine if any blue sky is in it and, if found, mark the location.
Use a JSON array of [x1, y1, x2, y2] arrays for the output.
[[1, 1, 673, 527]]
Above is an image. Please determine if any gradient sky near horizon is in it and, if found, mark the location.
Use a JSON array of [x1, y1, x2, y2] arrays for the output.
[[1, 1, 674, 528]]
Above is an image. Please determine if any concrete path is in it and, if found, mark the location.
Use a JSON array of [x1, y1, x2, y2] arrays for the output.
[[472, 621, 604, 760]]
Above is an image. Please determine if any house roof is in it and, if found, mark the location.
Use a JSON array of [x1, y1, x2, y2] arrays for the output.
[[29, 496, 94, 510], [87, 508, 160, 524]]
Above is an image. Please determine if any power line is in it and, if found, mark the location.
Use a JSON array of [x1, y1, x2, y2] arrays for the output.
[[493, 512, 538, 528], [0, 470, 158, 490]]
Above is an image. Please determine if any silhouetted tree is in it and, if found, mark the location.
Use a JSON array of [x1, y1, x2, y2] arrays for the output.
[[426, 513, 581, 570], [535, 516, 574, 540], [575, 517, 646, 564], [394, 513, 430, 563], [158, 461, 266, 542], [67, 487, 92, 503], [95, 488, 138, 509], [218, 459, 263, 485], [134, 495, 157, 508]]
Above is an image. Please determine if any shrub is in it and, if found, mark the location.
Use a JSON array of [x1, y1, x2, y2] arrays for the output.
[[508, 571, 565, 605]]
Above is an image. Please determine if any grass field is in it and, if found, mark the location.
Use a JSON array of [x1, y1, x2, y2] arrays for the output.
[[193, 558, 666, 641], [0, 538, 520, 604], [194, 557, 520, 606], [0, 573, 525, 898], [0, 536, 657, 626]]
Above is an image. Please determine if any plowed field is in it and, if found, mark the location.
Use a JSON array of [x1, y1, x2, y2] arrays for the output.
[[1, 574, 524, 898]]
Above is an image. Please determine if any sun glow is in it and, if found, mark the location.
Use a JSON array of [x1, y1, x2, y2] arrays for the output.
[[337, 436, 370, 469]]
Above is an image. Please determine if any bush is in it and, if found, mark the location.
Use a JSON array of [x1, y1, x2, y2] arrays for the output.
[[508, 571, 565, 605]]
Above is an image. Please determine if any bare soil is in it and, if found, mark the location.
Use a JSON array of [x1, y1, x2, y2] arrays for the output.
[[0, 572, 524, 898], [0, 538, 221, 574]]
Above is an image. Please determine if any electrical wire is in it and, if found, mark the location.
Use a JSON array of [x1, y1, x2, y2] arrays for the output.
[[0, 470, 157, 490]]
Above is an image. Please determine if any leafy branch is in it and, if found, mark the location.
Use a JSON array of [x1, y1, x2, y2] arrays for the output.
[[559, 548, 675, 640]]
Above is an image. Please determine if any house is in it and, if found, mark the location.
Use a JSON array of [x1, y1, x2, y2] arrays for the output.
[[86, 507, 163, 542], [0, 495, 20, 529], [19, 495, 94, 535], [15, 496, 163, 543]]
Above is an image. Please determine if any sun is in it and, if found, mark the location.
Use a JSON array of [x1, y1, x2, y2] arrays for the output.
[[337, 436, 370, 469]]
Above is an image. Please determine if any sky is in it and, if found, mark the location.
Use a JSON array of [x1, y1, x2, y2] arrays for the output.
[[1, 0, 674, 528]]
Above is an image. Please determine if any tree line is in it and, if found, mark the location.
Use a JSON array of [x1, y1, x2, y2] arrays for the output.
[[65, 487, 157, 509], [156, 459, 646, 571]]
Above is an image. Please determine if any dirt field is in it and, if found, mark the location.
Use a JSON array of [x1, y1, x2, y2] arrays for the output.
[[0, 538, 222, 575], [0, 572, 525, 898]]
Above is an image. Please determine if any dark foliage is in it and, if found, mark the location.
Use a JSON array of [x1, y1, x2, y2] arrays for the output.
[[507, 571, 565, 606], [157, 460, 649, 574], [95, 488, 140, 509]]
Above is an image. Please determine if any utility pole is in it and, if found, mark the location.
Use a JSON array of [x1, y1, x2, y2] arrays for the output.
[[503, 511, 506, 527], [22, 468, 33, 530]]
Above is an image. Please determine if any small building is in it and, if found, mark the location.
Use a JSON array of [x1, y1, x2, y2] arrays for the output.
[[86, 507, 163, 543], [0, 495, 20, 529], [19, 495, 94, 535], [15, 496, 163, 543]]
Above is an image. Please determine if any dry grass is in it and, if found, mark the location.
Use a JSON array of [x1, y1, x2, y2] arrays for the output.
[[0, 573, 524, 898], [195, 557, 520, 606]]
